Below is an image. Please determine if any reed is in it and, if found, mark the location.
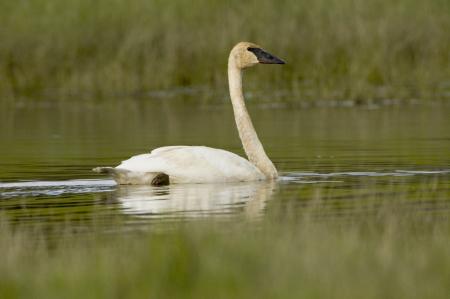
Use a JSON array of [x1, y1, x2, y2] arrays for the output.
[[1, 0, 449, 101], [0, 212, 449, 299]]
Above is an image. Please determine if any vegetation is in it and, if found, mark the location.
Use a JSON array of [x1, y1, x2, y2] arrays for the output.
[[1, 0, 449, 101], [1, 210, 449, 299]]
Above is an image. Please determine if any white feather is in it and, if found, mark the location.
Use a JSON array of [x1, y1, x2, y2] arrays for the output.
[[116, 146, 264, 183]]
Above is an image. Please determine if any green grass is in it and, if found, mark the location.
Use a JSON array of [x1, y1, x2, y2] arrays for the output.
[[0, 0, 449, 101], [1, 212, 449, 299]]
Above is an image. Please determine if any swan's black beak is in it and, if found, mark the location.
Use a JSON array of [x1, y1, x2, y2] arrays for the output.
[[248, 47, 285, 64]]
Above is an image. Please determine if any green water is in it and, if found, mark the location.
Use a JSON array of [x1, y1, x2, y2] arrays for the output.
[[0, 97, 449, 231]]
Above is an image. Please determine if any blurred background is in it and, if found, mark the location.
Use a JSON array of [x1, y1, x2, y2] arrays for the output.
[[1, 0, 449, 102]]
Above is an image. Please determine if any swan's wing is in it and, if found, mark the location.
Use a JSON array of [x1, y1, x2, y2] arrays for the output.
[[116, 146, 264, 183], [150, 146, 188, 155]]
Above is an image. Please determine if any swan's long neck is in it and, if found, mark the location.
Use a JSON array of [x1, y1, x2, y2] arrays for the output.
[[228, 57, 278, 179]]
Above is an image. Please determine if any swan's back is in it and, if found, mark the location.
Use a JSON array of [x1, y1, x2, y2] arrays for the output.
[[111, 146, 264, 184]]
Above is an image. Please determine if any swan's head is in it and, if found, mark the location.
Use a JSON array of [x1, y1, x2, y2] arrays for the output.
[[229, 42, 285, 69]]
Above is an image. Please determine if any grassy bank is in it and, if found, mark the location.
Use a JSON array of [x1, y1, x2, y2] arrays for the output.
[[1, 0, 449, 101], [1, 213, 449, 299]]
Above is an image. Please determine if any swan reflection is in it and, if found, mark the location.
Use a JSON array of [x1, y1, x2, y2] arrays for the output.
[[114, 180, 275, 219]]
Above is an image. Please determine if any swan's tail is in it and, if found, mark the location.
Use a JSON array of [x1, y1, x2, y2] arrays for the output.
[[92, 167, 169, 186], [92, 167, 114, 174], [92, 167, 119, 174]]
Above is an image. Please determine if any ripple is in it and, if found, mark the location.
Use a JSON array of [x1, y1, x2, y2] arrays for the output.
[[282, 169, 450, 179], [395, 170, 450, 175], [0, 179, 116, 199], [1, 169, 448, 200]]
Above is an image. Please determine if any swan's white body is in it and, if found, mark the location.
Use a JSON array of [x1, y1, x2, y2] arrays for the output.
[[94, 42, 284, 185], [115, 146, 264, 184]]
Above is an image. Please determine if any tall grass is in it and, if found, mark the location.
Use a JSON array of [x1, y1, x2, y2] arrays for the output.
[[1, 213, 449, 299], [0, 0, 449, 100]]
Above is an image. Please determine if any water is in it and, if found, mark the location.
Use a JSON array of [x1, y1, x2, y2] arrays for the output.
[[1, 98, 449, 233]]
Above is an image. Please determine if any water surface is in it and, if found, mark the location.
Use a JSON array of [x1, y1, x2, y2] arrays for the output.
[[0, 98, 449, 233]]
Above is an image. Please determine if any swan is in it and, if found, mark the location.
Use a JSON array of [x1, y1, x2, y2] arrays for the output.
[[93, 42, 285, 185]]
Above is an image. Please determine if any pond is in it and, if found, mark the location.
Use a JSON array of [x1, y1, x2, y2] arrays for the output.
[[0, 96, 449, 233]]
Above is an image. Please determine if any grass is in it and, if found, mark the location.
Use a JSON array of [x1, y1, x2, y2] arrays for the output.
[[1, 210, 449, 299], [0, 0, 449, 101]]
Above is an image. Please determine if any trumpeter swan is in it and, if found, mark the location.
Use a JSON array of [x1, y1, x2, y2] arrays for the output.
[[93, 42, 285, 185]]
